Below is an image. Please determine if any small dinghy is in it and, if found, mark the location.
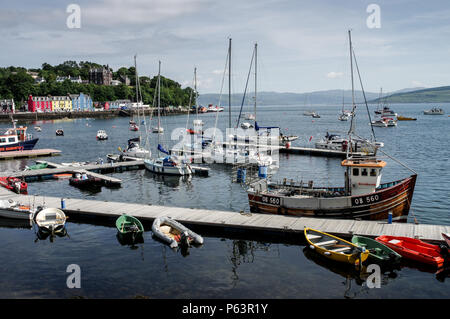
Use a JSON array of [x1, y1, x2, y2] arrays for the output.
[[116, 214, 144, 242], [35, 207, 66, 234], [352, 235, 401, 263], [376, 235, 447, 268], [304, 228, 369, 266], [0, 199, 37, 220], [55, 129, 64, 136], [152, 216, 203, 248]]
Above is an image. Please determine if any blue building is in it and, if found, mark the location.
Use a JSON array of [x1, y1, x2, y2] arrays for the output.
[[70, 93, 93, 111]]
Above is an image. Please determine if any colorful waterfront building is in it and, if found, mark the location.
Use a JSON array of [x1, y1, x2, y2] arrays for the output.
[[0, 99, 15, 113], [70, 93, 93, 111], [27, 95, 53, 112], [52, 96, 72, 112]]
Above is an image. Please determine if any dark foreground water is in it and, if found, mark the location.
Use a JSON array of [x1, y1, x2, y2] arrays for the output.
[[0, 103, 449, 298]]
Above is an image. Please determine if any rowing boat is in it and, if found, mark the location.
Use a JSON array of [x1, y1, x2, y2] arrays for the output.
[[375, 235, 447, 268], [351, 235, 401, 263], [115, 214, 144, 236], [35, 207, 66, 233], [304, 228, 369, 266]]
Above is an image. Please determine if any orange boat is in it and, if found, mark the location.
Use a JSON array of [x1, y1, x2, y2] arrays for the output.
[[53, 173, 73, 180], [0, 177, 28, 194], [375, 236, 448, 268]]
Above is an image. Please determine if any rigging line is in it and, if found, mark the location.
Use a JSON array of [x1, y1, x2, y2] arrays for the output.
[[352, 132, 418, 175], [186, 71, 195, 130], [236, 46, 255, 128], [212, 48, 230, 142], [352, 47, 377, 142]]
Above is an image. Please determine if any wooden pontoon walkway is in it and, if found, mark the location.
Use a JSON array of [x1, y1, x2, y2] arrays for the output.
[[0, 149, 61, 160], [0, 187, 447, 244]]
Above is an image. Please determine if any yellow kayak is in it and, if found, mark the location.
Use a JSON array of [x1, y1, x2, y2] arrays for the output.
[[304, 228, 369, 266]]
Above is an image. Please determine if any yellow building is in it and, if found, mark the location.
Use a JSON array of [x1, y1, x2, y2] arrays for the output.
[[51, 96, 72, 112]]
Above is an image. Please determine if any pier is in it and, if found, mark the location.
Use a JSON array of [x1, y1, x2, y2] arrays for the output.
[[0, 187, 447, 244], [0, 149, 61, 160]]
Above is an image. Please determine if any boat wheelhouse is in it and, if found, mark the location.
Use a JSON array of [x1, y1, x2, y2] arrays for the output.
[[0, 121, 39, 152]]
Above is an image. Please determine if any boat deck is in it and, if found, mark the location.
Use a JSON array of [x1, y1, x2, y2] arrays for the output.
[[0, 187, 447, 244]]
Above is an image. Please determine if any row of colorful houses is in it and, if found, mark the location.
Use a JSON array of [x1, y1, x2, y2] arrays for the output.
[[27, 93, 93, 112]]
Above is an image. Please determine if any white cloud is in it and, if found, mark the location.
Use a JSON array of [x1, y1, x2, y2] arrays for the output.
[[326, 72, 343, 79]]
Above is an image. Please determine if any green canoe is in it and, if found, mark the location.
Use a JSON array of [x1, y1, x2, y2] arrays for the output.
[[116, 214, 144, 235], [352, 235, 401, 262]]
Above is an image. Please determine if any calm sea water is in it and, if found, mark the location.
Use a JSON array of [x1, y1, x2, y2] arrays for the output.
[[0, 103, 448, 298]]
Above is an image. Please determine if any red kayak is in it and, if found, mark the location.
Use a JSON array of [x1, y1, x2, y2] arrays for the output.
[[376, 235, 446, 268], [0, 177, 28, 194]]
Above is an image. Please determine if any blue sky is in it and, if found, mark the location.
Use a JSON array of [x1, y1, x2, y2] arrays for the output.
[[1, 0, 450, 93]]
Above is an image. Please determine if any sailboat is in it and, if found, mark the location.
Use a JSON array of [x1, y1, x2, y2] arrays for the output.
[[338, 92, 352, 121], [144, 61, 193, 176], [246, 30, 417, 221], [122, 55, 150, 159]]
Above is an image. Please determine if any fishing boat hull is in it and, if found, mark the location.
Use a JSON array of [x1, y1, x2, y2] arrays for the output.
[[0, 138, 39, 152], [248, 175, 417, 221], [351, 235, 401, 262], [304, 228, 369, 266], [152, 216, 203, 248], [375, 235, 446, 268]]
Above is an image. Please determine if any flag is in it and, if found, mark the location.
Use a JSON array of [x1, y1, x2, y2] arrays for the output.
[[309, 136, 313, 142], [158, 144, 169, 155]]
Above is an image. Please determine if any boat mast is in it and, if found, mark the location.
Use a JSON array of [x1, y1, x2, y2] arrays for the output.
[[194, 67, 198, 121], [254, 42, 257, 125], [228, 38, 232, 129], [157, 60, 161, 144], [347, 30, 356, 143]]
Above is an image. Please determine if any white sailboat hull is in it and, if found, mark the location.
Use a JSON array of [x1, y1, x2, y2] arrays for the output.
[[144, 159, 192, 176]]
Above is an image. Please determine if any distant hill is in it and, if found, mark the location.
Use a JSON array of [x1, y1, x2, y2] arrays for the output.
[[197, 88, 424, 106], [371, 86, 450, 103]]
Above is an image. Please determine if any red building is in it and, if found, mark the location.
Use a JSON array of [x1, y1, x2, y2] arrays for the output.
[[28, 95, 53, 112]]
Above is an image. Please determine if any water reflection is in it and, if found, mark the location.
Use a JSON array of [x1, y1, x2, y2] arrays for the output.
[[0, 217, 32, 229], [302, 247, 399, 298], [143, 170, 192, 189], [228, 240, 274, 287], [116, 231, 144, 249], [34, 226, 69, 243]]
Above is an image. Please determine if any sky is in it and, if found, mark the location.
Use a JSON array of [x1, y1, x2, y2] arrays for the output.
[[1, 0, 450, 94]]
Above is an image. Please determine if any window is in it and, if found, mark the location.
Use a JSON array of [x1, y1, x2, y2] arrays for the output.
[[370, 169, 377, 177], [0, 138, 6, 143], [8, 137, 15, 142], [362, 168, 368, 176], [352, 168, 359, 176]]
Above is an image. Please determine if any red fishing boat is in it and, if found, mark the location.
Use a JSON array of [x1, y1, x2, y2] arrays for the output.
[[0, 177, 28, 194], [375, 235, 447, 268]]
